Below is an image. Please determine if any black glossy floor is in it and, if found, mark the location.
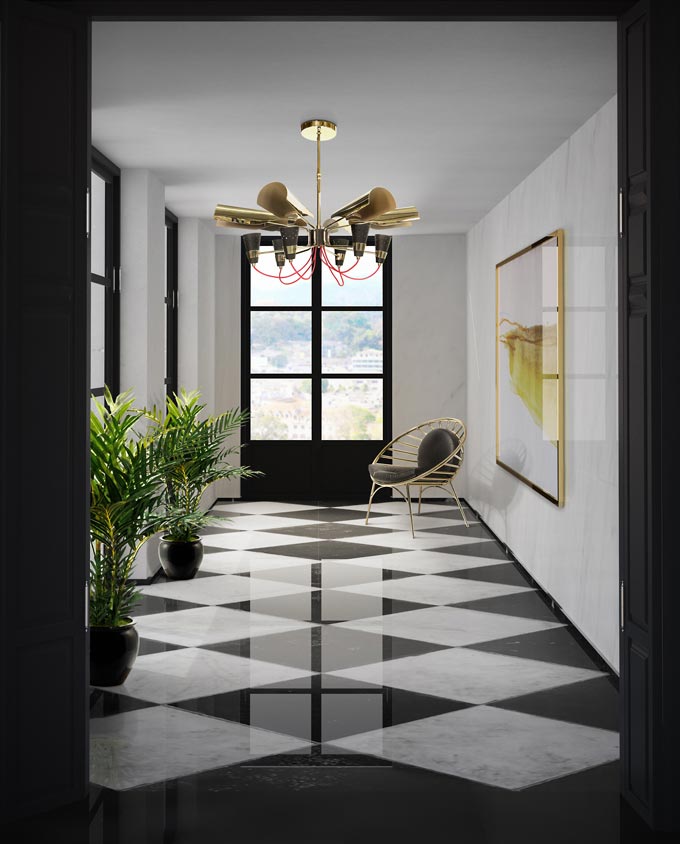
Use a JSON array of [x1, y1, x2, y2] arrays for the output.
[[15, 498, 667, 843]]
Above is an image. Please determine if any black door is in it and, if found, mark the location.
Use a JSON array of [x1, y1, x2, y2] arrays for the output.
[[0, 0, 90, 821], [241, 238, 392, 500], [618, 0, 680, 831]]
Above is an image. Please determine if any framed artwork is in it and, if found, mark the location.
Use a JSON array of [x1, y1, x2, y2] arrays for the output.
[[496, 230, 564, 505]]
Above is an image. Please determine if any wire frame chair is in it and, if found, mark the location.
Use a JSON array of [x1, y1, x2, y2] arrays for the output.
[[366, 417, 468, 537]]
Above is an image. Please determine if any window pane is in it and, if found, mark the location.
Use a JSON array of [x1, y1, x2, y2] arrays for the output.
[[251, 378, 312, 440], [322, 378, 383, 440], [251, 247, 311, 306], [322, 255, 382, 306], [251, 311, 312, 374], [90, 281, 106, 389], [322, 312, 382, 373], [91, 171, 107, 277]]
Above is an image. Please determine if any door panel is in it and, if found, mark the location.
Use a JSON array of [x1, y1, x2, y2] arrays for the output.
[[0, 0, 90, 820], [619, 0, 680, 830], [241, 240, 392, 500]]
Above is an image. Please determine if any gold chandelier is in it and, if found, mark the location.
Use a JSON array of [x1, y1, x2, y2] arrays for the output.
[[213, 119, 419, 285]]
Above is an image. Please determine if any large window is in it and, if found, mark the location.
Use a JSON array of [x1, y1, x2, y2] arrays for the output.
[[243, 239, 391, 442], [90, 148, 120, 399], [164, 210, 179, 398]]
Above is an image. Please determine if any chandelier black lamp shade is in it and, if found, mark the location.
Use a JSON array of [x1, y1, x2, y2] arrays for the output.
[[331, 236, 350, 268], [214, 119, 420, 285], [242, 232, 261, 265], [272, 237, 286, 268], [374, 234, 392, 265], [350, 222, 370, 258], [280, 226, 299, 260]]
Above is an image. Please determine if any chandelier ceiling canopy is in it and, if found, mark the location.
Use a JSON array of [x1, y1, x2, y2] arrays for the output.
[[213, 119, 420, 286]]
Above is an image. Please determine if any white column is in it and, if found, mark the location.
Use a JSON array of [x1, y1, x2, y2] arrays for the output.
[[214, 234, 242, 499], [119, 168, 166, 578], [178, 218, 216, 414], [119, 168, 166, 411]]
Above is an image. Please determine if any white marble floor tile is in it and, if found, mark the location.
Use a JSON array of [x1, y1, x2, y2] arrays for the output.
[[326, 706, 619, 790], [134, 606, 317, 646], [91, 705, 311, 790], [95, 647, 316, 704], [328, 551, 511, 575], [328, 646, 604, 703], [141, 573, 315, 605], [199, 550, 306, 575], [334, 533, 471, 552], [333, 605, 564, 648], [204, 531, 319, 551], [329, 573, 531, 605], [210, 501, 322, 514], [216, 514, 319, 531]]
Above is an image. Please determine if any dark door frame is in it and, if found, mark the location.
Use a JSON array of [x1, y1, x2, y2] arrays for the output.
[[240, 236, 393, 500], [4, 0, 680, 832]]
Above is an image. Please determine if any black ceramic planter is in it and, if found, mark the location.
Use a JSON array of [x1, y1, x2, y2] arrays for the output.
[[158, 536, 204, 579], [90, 620, 139, 687]]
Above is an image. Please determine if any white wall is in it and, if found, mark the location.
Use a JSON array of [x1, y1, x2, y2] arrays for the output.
[[466, 96, 619, 669], [178, 218, 216, 414], [214, 234, 242, 499], [120, 169, 166, 411], [392, 234, 468, 496], [120, 168, 166, 578]]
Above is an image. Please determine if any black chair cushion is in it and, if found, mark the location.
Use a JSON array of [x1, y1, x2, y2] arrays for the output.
[[368, 464, 420, 484], [417, 428, 460, 473]]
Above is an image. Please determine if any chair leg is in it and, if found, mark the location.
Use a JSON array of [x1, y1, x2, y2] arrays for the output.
[[365, 481, 377, 525], [418, 486, 423, 515], [449, 482, 469, 527], [406, 484, 415, 538]]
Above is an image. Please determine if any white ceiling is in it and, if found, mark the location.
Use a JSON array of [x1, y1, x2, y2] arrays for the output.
[[92, 21, 616, 235]]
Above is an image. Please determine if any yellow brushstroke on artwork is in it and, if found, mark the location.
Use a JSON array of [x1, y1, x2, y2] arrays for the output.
[[499, 319, 558, 445]]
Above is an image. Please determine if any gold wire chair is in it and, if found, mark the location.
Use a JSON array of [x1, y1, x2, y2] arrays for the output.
[[365, 417, 468, 537]]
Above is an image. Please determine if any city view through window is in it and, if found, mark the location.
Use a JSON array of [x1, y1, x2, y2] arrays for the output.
[[248, 250, 385, 440]]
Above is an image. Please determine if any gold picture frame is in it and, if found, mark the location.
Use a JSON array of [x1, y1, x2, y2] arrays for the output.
[[496, 230, 564, 506]]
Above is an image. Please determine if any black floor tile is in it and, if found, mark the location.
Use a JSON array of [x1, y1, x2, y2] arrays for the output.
[[439, 561, 533, 587], [137, 637, 185, 655], [255, 539, 409, 560], [89, 689, 156, 718], [221, 592, 430, 624], [451, 589, 559, 621], [132, 594, 204, 616], [494, 677, 619, 731], [261, 522, 397, 540], [435, 540, 511, 560], [172, 683, 470, 744], [273, 507, 392, 523], [464, 626, 606, 670], [236, 561, 415, 588], [204, 626, 450, 672], [421, 522, 496, 540]]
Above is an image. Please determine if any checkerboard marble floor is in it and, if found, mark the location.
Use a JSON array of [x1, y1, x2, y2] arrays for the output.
[[90, 498, 619, 800]]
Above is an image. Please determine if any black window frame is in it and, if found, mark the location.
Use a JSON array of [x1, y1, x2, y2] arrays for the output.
[[241, 236, 392, 444], [164, 209, 179, 399], [90, 146, 120, 397]]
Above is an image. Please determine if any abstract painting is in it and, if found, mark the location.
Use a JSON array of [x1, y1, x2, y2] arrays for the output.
[[496, 230, 564, 505]]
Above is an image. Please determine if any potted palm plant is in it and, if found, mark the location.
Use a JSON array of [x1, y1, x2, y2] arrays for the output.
[[90, 389, 169, 686], [147, 389, 260, 580]]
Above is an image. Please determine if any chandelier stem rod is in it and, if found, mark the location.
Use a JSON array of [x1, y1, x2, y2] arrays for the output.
[[316, 127, 321, 230]]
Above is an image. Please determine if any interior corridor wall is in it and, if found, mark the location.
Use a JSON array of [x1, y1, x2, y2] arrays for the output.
[[392, 234, 467, 496], [212, 233, 467, 499], [465, 96, 618, 668]]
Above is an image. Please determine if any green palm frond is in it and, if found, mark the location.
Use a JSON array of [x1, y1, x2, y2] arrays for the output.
[[90, 388, 173, 627], [145, 389, 262, 541]]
